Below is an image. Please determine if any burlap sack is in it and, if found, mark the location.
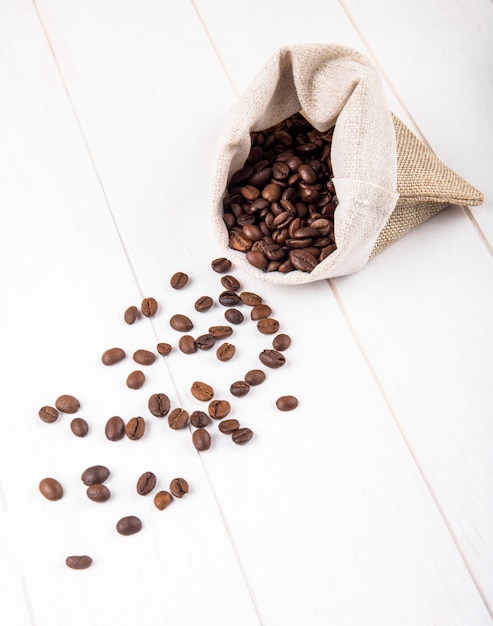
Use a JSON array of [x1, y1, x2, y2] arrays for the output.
[[210, 43, 483, 284]]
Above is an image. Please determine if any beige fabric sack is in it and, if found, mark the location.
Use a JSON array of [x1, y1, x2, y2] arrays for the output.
[[210, 43, 483, 284]]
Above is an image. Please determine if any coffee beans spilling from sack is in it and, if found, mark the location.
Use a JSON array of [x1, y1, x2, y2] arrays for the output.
[[223, 112, 337, 273]]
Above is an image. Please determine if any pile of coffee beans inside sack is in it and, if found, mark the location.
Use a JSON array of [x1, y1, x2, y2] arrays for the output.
[[223, 112, 337, 274], [37, 258, 298, 569]]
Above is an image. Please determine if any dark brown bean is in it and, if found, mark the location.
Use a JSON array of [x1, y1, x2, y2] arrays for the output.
[[55, 394, 80, 414], [219, 291, 241, 307], [196, 334, 216, 350], [136, 471, 157, 495], [192, 428, 211, 451], [239, 291, 263, 306], [250, 304, 272, 320], [39, 477, 63, 501], [191, 381, 214, 402], [156, 342, 173, 356], [272, 334, 291, 351], [124, 305, 139, 325], [246, 249, 268, 269], [224, 309, 244, 324], [70, 418, 89, 438], [169, 478, 189, 498], [141, 297, 158, 317], [209, 325, 233, 339], [230, 381, 250, 397], [133, 349, 155, 365], [170, 271, 189, 289], [289, 249, 318, 272], [190, 410, 210, 428], [259, 349, 286, 369], [211, 257, 232, 273], [169, 314, 193, 332], [257, 318, 280, 334], [81, 465, 110, 486], [244, 369, 266, 386], [232, 428, 254, 445], [116, 515, 142, 535], [218, 419, 240, 434], [276, 395, 299, 411], [216, 342, 236, 362], [125, 416, 146, 440], [148, 393, 170, 417], [38, 405, 59, 423], [65, 555, 93, 570], [194, 296, 213, 312], [105, 416, 125, 441], [101, 347, 126, 366], [178, 335, 197, 354], [154, 491, 173, 510], [208, 400, 231, 419], [168, 408, 189, 429], [126, 370, 145, 390], [221, 275, 241, 291], [87, 484, 111, 502]]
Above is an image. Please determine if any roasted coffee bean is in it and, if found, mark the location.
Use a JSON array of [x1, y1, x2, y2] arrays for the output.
[[126, 370, 145, 390], [276, 395, 299, 411], [87, 484, 111, 502], [81, 465, 110, 486], [154, 491, 173, 510], [178, 335, 197, 354], [169, 313, 193, 332], [101, 347, 126, 366], [70, 417, 89, 438], [196, 334, 216, 350], [232, 428, 254, 445], [272, 333, 291, 351], [190, 410, 210, 428], [125, 416, 145, 440], [211, 257, 232, 273], [192, 428, 211, 451], [191, 381, 214, 402], [170, 271, 189, 289], [246, 249, 268, 269], [105, 415, 125, 441], [169, 478, 189, 498], [136, 471, 157, 495], [133, 349, 155, 365], [259, 349, 286, 369], [38, 405, 59, 423], [168, 408, 189, 429], [209, 325, 233, 338], [124, 305, 139, 325], [65, 555, 93, 570], [141, 297, 158, 317], [148, 393, 170, 417], [229, 229, 252, 252], [216, 342, 236, 362], [55, 394, 80, 414], [251, 304, 272, 320], [244, 369, 266, 386], [218, 419, 240, 434], [218, 290, 241, 307], [289, 249, 318, 272], [230, 381, 250, 398], [156, 342, 173, 356], [208, 399, 231, 419], [116, 515, 142, 535], [221, 275, 241, 291], [257, 318, 280, 334], [224, 308, 243, 324], [194, 295, 213, 312], [39, 477, 63, 501]]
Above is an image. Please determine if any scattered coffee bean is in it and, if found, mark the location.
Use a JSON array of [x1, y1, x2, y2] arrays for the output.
[[244, 369, 266, 386], [39, 477, 63, 501], [124, 305, 139, 325], [156, 342, 173, 356], [232, 428, 254, 445], [126, 370, 145, 390], [239, 291, 263, 306], [218, 419, 240, 434], [148, 393, 170, 417], [125, 416, 146, 440], [38, 405, 59, 423], [168, 408, 189, 429], [81, 465, 110, 486], [191, 381, 214, 402], [209, 325, 233, 338], [196, 334, 216, 350], [272, 333, 291, 351], [230, 381, 250, 397], [257, 318, 280, 334], [224, 308, 244, 324], [136, 471, 157, 496], [141, 297, 158, 317], [276, 395, 299, 411], [251, 304, 272, 320], [116, 515, 142, 535], [55, 394, 80, 414], [154, 491, 173, 510], [194, 296, 213, 312], [208, 399, 231, 419], [65, 555, 93, 570], [218, 290, 241, 307], [216, 342, 236, 362], [211, 257, 232, 273], [169, 313, 193, 332], [133, 349, 155, 365], [70, 417, 89, 438], [221, 275, 241, 291], [87, 484, 111, 503], [170, 271, 189, 289], [101, 347, 126, 366], [192, 428, 211, 451], [259, 349, 286, 369], [105, 416, 125, 441], [190, 410, 210, 428], [178, 335, 197, 354], [169, 477, 189, 498]]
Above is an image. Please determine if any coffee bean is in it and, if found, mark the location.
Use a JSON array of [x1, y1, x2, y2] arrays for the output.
[[190, 410, 210, 428], [55, 394, 80, 414], [194, 296, 213, 312], [191, 381, 214, 402], [81, 465, 110, 486], [169, 314, 193, 332], [276, 395, 299, 411], [133, 349, 155, 365], [245, 249, 268, 269], [289, 249, 318, 272], [218, 419, 240, 434], [170, 271, 189, 289], [141, 297, 158, 317], [169, 478, 189, 498], [244, 369, 266, 386], [156, 342, 173, 356], [87, 484, 111, 502], [65, 555, 93, 570], [105, 416, 125, 441], [239, 292, 263, 306], [196, 334, 216, 350], [116, 515, 142, 535], [211, 257, 232, 273], [38, 405, 59, 423], [178, 335, 197, 354], [221, 275, 241, 291], [219, 291, 241, 307], [168, 408, 189, 429], [230, 381, 250, 397], [229, 229, 252, 252], [216, 342, 236, 362], [70, 417, 89, 438], [257, 318, 280, 334], [192, 428, 211, 451], [124, 305, 139, 325], [209, 325, 233, 338], [259, 349, 286, 368], [232, 428, 254, 445], [250, 304, 272, 320], [272, 333, 291, 351], [39, 477, 63, 501], [154, 491, 173, 510], [208, 400, 231, 419], [224, 308, 244, 324], [101, 347, 126, 366], [126, 370, 145, 390], [125, 416, 146, 440], [136, 471, 157, 495], [148, 393, 170, 417]]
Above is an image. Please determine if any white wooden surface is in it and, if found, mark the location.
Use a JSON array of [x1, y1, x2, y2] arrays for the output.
[[0, 1, 492, 624]]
